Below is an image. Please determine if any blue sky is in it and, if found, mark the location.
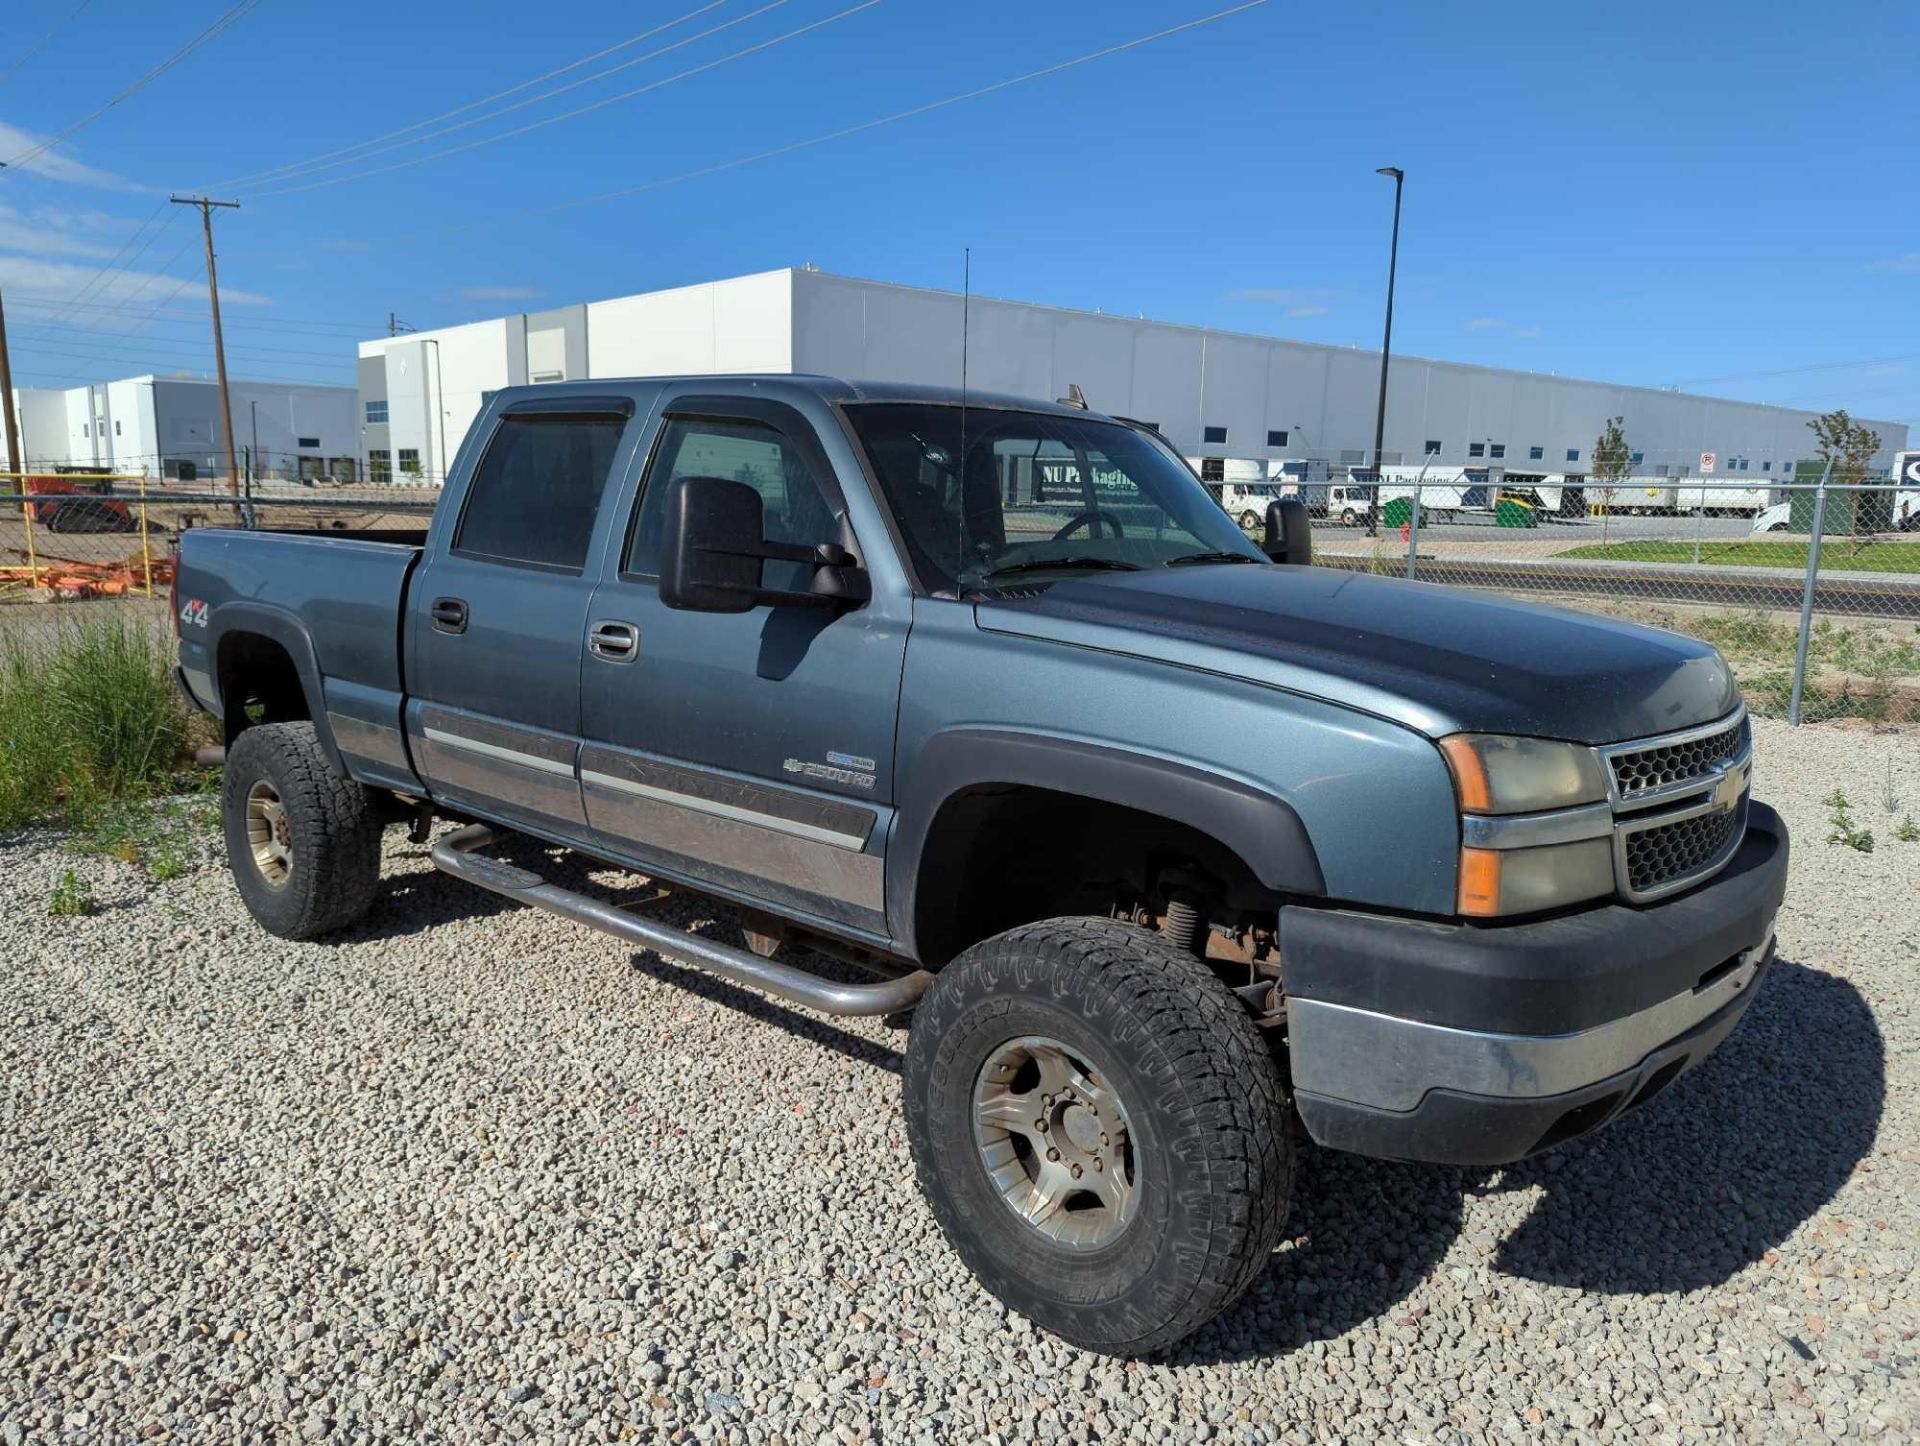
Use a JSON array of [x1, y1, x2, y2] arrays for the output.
[[2, 0, 1916, 429]]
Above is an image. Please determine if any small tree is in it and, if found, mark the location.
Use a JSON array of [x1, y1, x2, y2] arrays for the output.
[[1590, 415, 1631, 545], [1808, 409, 1883, 551]]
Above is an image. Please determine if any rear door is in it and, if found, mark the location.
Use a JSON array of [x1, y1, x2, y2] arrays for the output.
[[405, 393, 647, 839], [577, 392, 909, 938]]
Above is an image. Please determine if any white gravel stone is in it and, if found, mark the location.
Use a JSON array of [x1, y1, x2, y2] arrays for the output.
[[0, 717, 1916, 1443]]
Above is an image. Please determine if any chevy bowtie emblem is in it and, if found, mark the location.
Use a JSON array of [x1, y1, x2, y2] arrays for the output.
[[1712, 759, 1748, 811]]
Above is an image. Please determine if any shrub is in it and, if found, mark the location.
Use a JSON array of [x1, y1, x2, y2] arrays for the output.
[[0, 617, 199, 831]]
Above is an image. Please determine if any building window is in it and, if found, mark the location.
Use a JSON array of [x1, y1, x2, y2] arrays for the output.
[[1468, 442, 1485, 458], [331, 457, 358, 483], [297, 436, 320, 450], [1266, 429, 1288, 448], [114, 420, 122, 436], [1200, 458, 1225, 481], [1202, 426, 1228, 446], [397, 448, 421, 478], [1654, 464, 1670, 477], [1528, 445, 1543, 460], [1630, 451, 1643, 465], [368, 449, 392, 482], [1489, 443, 1506, 459], [365, 400, 389, 424], [531, 370, 564, 385], [1425, 439, 1442, 456], [1762, 461, 1772, 472], [1566, 448, 1580, 462]]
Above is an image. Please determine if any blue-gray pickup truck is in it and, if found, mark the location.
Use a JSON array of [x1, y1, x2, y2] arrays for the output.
[[175, 376, 1787, 1354]]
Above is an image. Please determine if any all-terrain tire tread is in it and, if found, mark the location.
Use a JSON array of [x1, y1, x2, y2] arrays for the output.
[[224, 722, 380, 939]]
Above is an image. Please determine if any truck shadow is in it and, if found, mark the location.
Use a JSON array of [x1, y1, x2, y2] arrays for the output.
[[1485, 957, 1882, 1295], [1170, 956, 1883, 1366]]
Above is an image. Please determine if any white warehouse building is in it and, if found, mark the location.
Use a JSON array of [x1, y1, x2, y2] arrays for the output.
[[353, 267, 1908, 489], [4, 374, 360, 483]]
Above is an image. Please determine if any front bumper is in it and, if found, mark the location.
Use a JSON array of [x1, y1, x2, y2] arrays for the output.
[[1280, 802, 1788, 1166]]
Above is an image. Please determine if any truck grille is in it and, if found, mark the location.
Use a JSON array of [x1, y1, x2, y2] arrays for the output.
[[1607, 713, 1749, 802], [1622, 804, 1743, 896]]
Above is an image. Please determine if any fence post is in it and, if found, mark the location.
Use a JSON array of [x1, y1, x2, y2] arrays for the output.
[[137, 472, 153, 597], [1787, 460, 1832, 727], [17, 475, 41, 592], [1405, 482, 1422, 579]]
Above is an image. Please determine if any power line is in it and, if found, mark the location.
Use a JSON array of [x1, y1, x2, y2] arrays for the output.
[[3, 291, 382, 335], [412, 1, 1268, 241], [207, 0, 732, 189], [4, 0, 266, 169], [254, 0, 880, 198], [38, 201, 177, 326], [1667, 353, 1920, 388], [0, 0, 98, 85]]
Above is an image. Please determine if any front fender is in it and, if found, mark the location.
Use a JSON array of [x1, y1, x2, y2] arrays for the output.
[[886, 728, 1325, 954]]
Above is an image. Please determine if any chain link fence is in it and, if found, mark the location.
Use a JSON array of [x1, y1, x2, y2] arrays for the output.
[[1221, 456, 1920, 725], [6, 458, 1918, 727]]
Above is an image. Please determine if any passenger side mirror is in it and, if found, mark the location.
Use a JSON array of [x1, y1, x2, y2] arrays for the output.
[[658, 476, 866, 613], [1262, 497, 1313, 566]]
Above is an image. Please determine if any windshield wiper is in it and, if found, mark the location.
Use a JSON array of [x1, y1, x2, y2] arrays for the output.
[[1165, 550, 1264, 566], [979, 556, 1143, 581]]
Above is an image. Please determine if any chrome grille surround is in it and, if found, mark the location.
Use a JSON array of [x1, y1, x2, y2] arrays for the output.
[[1598, 704, 1752, 903]]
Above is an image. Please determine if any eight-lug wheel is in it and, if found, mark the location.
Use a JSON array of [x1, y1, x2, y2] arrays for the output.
[[972, 1035, 1137, 1249], [245, 779, 294, 887]]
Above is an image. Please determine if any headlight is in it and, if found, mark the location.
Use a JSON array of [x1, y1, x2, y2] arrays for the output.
[[1440, 734, 1613, 917], [1438, 734, 1608, 814], [1457, 838, 1614, 917]]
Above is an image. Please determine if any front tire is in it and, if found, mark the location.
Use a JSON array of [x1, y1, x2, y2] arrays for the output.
[[222, 722, 381, 940], [1339, 508, 1357, 526], [904, 917, 1292, 1355]]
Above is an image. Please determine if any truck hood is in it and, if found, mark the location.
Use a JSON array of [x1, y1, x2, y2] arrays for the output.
[[975, 565, 1737, 745]]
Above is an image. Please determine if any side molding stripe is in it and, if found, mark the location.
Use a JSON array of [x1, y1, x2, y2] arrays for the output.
[[423, 726, 576, 778], [581, 768, 870, 851]]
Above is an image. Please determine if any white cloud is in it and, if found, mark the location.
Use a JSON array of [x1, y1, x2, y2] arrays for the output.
[[0, 122, 146, 192], [1226, 285, 1343, 319], [458, 285, 543, 302], [0, 254, 272, 324], [1866, 253, 1920, 274], [1465, 317, 1542, 340], [0, 202, 134, 260]]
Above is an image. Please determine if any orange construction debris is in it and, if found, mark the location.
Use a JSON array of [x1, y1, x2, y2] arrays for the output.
[[1, 551, 174, 600]]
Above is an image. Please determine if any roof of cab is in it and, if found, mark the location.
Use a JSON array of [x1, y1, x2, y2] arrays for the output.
[[490, 373, 1109, 421]]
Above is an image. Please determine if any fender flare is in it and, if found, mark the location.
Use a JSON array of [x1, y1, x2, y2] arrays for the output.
[[206, 602, 345, 775], [887, 728, 1325, 952]]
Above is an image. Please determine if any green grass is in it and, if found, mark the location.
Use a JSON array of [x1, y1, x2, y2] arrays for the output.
[[0, 617, 210, 833], [48, 867, 95, 918], [1556, 539, 1920, 574]]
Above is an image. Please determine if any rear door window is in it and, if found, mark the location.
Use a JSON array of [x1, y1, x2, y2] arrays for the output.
[[453, 412, 627, 572]]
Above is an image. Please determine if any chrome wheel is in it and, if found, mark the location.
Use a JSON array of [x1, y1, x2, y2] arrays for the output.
[[972, 1035, 1138, 1249], [245, 780, 293, 888]]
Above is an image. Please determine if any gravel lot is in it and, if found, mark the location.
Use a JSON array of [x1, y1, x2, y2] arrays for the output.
[[3, 717, 1917, 1444]]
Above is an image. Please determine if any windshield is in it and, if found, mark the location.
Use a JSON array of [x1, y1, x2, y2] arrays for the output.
[[844, 403, 1265, 593]]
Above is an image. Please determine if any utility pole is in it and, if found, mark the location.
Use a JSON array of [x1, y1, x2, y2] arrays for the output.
[[171, 195, 242, 497], [387, 311, 415, 337], [0, 163, 19, 481], [0, 284, 20, 483]]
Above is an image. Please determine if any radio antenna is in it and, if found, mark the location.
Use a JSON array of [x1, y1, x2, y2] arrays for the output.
[[957, 246, 971, 585]]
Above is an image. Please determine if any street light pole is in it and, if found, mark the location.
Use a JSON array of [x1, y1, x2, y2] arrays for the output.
[[1368, 166, 1404, 538]]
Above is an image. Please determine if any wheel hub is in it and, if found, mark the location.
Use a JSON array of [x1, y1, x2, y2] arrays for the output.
[[971, 1035, 1137, 1249], [245, 780, 293, 888]]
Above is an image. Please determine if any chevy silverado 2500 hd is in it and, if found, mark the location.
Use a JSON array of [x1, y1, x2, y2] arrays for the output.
[[176, 376, 1787, 1354]]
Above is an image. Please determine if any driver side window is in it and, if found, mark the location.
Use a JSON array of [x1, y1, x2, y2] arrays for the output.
[[626, 416, 835, 591]]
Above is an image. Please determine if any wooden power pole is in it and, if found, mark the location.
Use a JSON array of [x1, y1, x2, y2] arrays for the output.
[[171, 195, 241, 496], [0, 285, 21, 482]]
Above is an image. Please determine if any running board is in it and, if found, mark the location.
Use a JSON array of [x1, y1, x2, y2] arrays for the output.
[[430, 823, 933, 1018]]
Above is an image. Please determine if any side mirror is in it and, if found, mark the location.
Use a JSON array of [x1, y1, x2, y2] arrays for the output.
[[1262, 497, 1313, 566], [658, 476, 865, 613]]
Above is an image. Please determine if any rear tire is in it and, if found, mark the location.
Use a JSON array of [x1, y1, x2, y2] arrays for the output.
[[904, 917, 1292, 1355], [222, 722, 381, 940], [1339, 508, 1357, 526]]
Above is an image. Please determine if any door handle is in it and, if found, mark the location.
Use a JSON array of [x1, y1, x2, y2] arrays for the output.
[[431, 597, 468, 634], [588, 619, 639, 662]]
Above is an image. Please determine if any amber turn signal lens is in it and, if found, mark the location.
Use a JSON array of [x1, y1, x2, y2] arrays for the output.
[[1439, 736, 1493, 813], [1458, 847, 1502, 916]]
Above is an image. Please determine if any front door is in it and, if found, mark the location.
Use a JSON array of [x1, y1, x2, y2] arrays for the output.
[[406, 397, 640, 839], [580, 395, 908, 937]]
